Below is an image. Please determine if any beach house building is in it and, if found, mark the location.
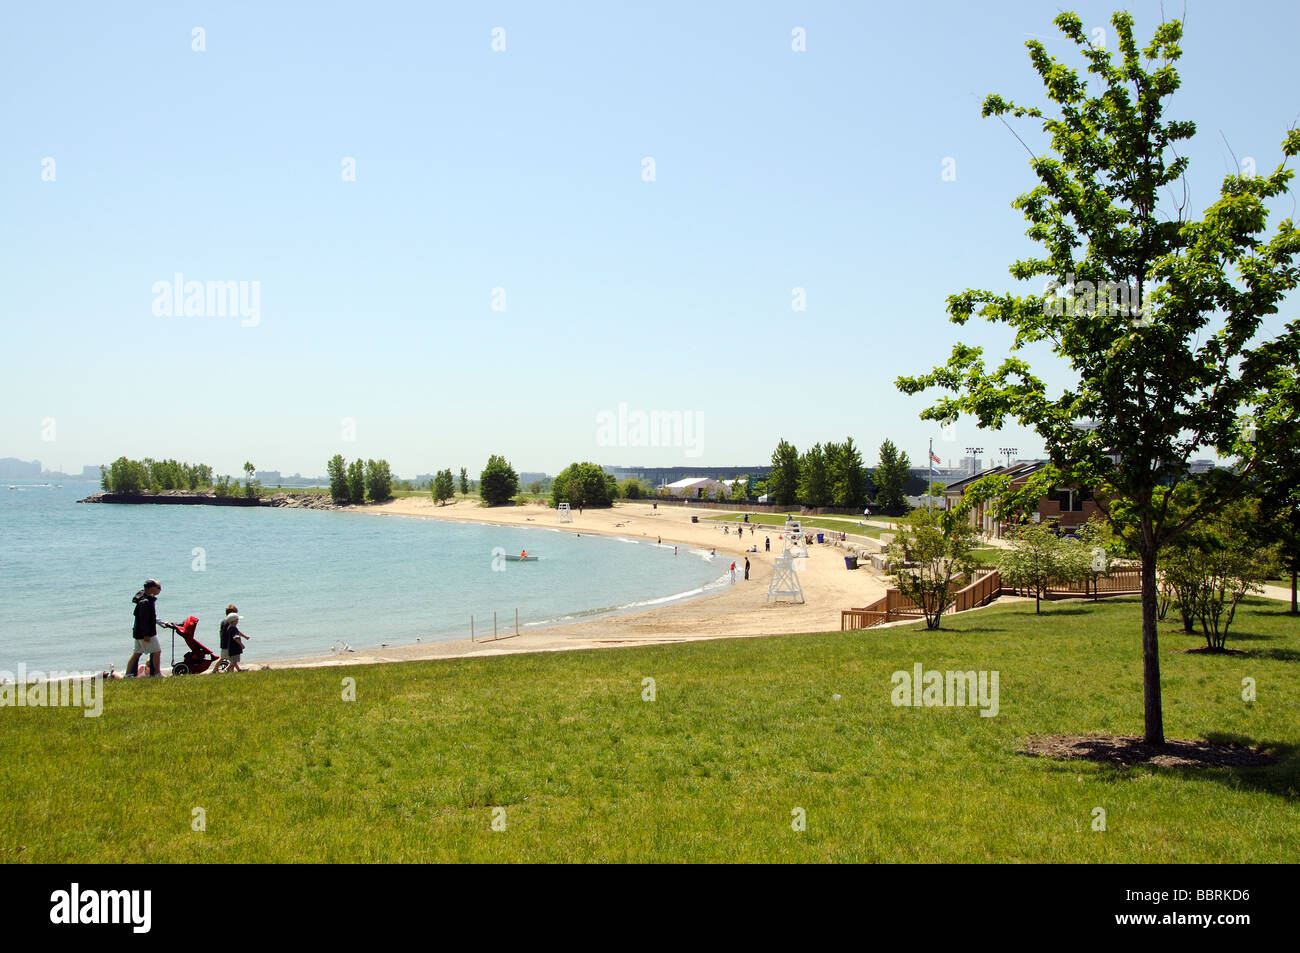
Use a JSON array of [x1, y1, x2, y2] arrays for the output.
[[942, 461, 1102, 538]]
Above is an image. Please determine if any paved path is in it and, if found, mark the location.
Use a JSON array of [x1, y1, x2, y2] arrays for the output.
[[1259, 582, 1296, 606]]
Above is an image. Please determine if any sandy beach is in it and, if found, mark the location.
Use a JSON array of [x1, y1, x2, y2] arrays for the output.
[[271, 499, 890, 669]]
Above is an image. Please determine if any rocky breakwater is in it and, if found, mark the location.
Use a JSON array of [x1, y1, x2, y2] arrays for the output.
[[79, 491, 340, 510]]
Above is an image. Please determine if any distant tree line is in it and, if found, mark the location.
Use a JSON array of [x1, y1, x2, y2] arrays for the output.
[[765, 437, 893, 511], [101, 457, 215, 494]]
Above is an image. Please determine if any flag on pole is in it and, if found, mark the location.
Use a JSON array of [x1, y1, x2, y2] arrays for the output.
[[929, 450, 942, 465]]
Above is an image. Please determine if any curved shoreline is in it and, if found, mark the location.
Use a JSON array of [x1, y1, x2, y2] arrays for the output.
[[266, 498, 890, 671]]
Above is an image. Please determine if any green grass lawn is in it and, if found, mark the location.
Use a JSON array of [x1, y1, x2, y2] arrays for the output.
[[2, 597, 1296, 863]]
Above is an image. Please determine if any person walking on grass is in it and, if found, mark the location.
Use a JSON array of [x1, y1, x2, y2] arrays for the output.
[[218, 606, 250, 672], [127, 579, 168, 677]]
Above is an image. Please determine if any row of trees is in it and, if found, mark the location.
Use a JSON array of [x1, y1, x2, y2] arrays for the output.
[[767, 437, 874, 510], [326, 456, 393, 504], [324, 455, 521, 506], [101, 457, 215, 494]]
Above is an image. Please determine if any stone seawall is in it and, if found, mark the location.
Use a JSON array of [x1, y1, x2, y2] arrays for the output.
[[78, 491, 340, 510]]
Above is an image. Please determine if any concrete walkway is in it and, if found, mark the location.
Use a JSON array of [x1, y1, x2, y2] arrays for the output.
[[1259, 582, 1296, 606]]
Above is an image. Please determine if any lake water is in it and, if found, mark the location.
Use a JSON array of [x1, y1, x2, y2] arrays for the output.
[[0, 483, 726, 673]]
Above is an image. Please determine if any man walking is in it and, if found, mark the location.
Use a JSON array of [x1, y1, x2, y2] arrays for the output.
[[127, 579, 167, 677], [744, 557, 750, 580]]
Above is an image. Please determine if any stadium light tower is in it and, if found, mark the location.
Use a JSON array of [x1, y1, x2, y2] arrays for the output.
[[998, 446, 1019, 468], [965, 446, 984, 477]]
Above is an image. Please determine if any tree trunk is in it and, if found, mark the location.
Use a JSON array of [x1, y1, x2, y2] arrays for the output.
[[1140, 539, 1164, 745]]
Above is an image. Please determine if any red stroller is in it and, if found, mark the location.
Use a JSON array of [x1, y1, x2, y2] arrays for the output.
[[163, 616, 224, 675]]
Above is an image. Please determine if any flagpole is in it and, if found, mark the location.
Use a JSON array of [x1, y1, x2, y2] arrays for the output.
[[927, 437, 934, 509]]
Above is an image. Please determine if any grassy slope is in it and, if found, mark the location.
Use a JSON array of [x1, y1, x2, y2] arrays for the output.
[[1, 598, 1295, 863]]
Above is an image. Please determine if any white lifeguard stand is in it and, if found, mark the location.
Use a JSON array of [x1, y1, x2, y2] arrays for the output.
[[766, 547, 805, 604], [557, 503, 573, 523], [783, 518, 807, 558]]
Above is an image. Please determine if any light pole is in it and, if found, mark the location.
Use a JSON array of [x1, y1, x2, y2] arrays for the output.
[[998, 446, 1019, 469], [965, 447, 984, 477]]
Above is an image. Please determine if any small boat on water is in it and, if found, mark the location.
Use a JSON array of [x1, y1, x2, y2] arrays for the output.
[[504, 554, 539, 562]]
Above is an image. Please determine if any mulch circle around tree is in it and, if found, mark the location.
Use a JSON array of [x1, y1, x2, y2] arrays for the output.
[[1020, 735, 1277, 768]]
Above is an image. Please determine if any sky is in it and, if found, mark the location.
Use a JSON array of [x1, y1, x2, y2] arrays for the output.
[[2, 0, 1297, 479]]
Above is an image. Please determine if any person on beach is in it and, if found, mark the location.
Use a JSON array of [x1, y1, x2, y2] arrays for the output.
[[744, 557, 750, 580], [765, 536, 771, 552], [127, 579, 167, 677], [218, 607, 249, 672], [730, 561, 737, 582]]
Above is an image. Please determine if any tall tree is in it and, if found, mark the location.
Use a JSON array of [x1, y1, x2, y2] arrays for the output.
[[347, 459, 366, 504], [433, 468, 455, 505], [826, 437, 867, 508], [874, 439, 911, 515], [797, 443, 829, 507], [896, 12, 1300, 743], [365, 459, 393, 502], [479, 454, 519, 505], [327, 454, 348, 504], [459, 467, 470, 496], [768, 439, 800, 507]]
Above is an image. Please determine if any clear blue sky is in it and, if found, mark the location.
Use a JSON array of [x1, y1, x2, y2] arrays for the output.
[[3, 1, 1296, 478]]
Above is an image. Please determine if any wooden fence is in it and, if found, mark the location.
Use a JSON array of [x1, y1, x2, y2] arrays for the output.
[[840, 567, 1142, 631]]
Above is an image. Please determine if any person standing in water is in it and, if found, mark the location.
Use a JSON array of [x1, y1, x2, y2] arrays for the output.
[[127, 579, 167, 677]]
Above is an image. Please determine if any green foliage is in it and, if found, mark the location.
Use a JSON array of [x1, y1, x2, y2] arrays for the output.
[[621, 478, 648, 500], [825, 438, 867, 508], [797, 444, 829, 507], [106, 456, 147, 494], [894, 10, 1300, 743], [347, 459, 366, 505], [768, 439, 800, 507], [552, 462, 618, 508], [432, 468, 455, 505], [479, 454, 519, 506], [243, 461, 257, 499], [873, 439, 911, 515], [459, 467, 470, 496], [365, 459, 394, 503], [1161, 497, 1280, 649], [887, 503, 982, 629], [326, 455, 349, 504], [998, 521, 1066, 614], [104, 457, 213, 494]]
